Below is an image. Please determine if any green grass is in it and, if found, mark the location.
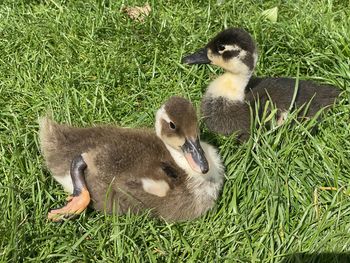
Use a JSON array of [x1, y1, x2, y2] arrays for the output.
[[1, 0, 350, 262]]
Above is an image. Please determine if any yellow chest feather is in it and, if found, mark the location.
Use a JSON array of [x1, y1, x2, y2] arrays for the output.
[[206, 73, 247, 102]]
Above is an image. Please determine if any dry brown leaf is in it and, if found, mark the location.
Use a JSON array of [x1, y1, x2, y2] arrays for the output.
[[123, 3, 151, 22]]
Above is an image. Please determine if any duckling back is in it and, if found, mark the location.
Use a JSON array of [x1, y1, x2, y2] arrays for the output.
[[39, 117, 170, 191], [39, 117, 122, 183], [246, 77, 341, 116]]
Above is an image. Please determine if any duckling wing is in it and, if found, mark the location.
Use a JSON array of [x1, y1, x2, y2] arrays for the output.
[[81, 134, 189, 215], [245, 77, 265, 92]]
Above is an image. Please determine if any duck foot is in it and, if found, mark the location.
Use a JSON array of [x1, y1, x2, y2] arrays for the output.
[[48, 154, 91, 222], [48, 188, 90, 221]]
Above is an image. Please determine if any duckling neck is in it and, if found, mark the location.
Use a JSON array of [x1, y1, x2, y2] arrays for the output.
[[206, 72, 251, 102], [162, 142, 224, 216], [163, 142, 223, 184]]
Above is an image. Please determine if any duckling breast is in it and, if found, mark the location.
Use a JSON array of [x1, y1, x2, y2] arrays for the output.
[[201, 95, 251, 140]]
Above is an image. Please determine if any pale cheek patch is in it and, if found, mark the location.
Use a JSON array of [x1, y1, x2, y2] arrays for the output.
[[227, 57, 249, 74], [165, 136, 185, 150], [208, 49, 224, 68], [207, 49, 215, 60], [141, 178, 170, 197]]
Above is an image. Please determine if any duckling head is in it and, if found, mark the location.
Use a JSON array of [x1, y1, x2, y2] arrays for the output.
[[182, 28, 257, 76], [155, 96, 209, 174]]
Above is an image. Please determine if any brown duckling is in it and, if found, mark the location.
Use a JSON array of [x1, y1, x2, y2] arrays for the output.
[[39, 96, 224, 222], [182, 28, 340, 141]]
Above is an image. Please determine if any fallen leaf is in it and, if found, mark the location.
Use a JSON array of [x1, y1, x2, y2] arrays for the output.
[[262, 7, 278, 23], [123, 3, 151, 22]]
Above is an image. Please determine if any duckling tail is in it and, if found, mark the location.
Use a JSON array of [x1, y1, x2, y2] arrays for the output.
[[38, 116, 59, 156], [38, 115, 75, 170]]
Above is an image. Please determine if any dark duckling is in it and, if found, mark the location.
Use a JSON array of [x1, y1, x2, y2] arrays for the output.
[[182, 28, 340, 141], [39, 96, 224, 222]]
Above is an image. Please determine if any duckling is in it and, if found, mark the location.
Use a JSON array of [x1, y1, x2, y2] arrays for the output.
[[182, 28, 340, 141], [39, 96, 224, 222]]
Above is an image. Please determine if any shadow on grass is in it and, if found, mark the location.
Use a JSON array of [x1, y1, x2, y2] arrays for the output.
[[282, 252, 350, 263]]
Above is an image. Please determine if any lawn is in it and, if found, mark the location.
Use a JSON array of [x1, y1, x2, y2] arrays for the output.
[[1, 0, 350, 262]]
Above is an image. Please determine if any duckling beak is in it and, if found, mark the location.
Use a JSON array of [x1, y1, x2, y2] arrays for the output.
[[182, 48, 211, 65], [181, 137, 209, 174]]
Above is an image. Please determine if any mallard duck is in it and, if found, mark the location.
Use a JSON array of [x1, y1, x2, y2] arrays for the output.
[[182, 28, 340, 141], [39, 96, 224, 222]]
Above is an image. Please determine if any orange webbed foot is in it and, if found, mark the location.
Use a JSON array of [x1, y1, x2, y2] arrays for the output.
[[48, 188, 90, 222]]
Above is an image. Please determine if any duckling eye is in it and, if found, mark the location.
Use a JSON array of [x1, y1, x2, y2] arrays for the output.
[[169, 122, 176, 130], [218, 44, 225, 52]]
